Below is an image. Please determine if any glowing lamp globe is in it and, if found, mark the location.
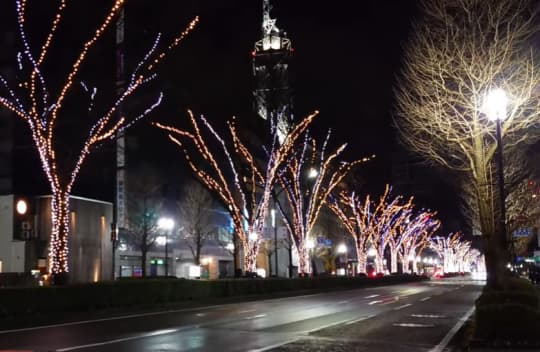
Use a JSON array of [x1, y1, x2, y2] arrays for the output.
[[156, 236, 167, 246], [483, 88, 508, 121], [16, 199, 28, 215], [158, 217, 174, 230], [367, 247, 377, 257]]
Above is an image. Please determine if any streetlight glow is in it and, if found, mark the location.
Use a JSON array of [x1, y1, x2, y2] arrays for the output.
[[249, 231, 258, 241], [158, 217, 174, 230], [483, 88, 508, 121], [16, 199, 28, 215], [156, 236, 167, 246], [308, 168, 318, 179], [157, 217, 174, 277], [367, 247, 377, 257], [337, 243, 347, 254]]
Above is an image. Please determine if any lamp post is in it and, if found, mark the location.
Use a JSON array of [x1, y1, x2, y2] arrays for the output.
[[271, 207, 278, 277], [337, 243, 347, 276], [158, 217, 174, 277], [305, 238, 315, 276], [483, 88, 509, 261]]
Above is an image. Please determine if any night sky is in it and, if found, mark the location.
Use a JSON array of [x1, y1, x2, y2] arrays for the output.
[[2, 1, 464, 233]]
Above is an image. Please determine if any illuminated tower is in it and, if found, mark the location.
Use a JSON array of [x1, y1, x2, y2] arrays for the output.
[[253, 0, 294, 143]]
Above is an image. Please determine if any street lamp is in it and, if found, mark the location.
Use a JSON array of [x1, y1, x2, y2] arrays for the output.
[[337, 243, 348, 276], [307, 168, 318, 179], [158, 217, 174, 277], [483, 88, 508, 259], [367, 247, 376, 257]]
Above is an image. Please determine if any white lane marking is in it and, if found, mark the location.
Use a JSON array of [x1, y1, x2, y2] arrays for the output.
[[394, 303, 413, 311], [305, 317, 359, 333], [345, 315, 375, 325], [411, 314, 446, 319], [239, 309, 257, 314], [393, 323, 435, 328], [245, 314, 267, 320], [0, 305, 214, 335], [0, 290, 333, 334], [248, 337, 300, 352], [429, 306, 474, 352], [368, 300, 383, 305], [420, 296, 431, 302], [338, 300, 349, 304], [195, 313, 206, 317], [364, 294, 380, 298], [55, 325, 198, 351]]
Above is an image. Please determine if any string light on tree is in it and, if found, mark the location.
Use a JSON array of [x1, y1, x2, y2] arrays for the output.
[[155, 111, 317, 273], [0, 0, 198, 280], [275, 129, 373, 275]]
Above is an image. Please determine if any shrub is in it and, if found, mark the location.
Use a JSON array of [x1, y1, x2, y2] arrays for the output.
[[476, 291, 539, 310], [475, 303, 540, 341], [0, 274, 427, 318]]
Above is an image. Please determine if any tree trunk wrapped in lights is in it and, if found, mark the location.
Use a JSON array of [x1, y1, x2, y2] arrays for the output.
[[329, 185, 433, 274], [0, 0, 198, 282], [394, 0, 540, 288], [275, 131, 372, 275], [395, 210, 440, 274], [327, 191, 373, 274], [156, 111, 317, 273], [368, 186, 412, 273], [430, 232, 465, 273]]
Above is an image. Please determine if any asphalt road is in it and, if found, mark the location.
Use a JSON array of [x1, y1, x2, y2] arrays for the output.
[[0, 277, 483, 352]]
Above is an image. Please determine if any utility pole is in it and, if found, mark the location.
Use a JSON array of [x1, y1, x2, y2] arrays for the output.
[[112, 5, 126, 280]]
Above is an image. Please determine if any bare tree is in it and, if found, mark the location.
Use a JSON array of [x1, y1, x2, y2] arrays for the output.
[[155, 111, 316, 273], [124, 167, 163, 277], [0, 1, 197, 281], [275, 131, 371, 275], [394, 0, 540, 287], [178, 180, 215, 265], [430, 232, 471, 273]]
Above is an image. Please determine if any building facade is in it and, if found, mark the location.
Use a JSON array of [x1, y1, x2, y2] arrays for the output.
[[0, 195, 113, 283]]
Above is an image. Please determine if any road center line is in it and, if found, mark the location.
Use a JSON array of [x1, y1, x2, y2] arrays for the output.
[[420, 296, 431, 302], [364, 294, 380, 298], [411, 314, 446, 319], [338, 300, 349, 304], [393, 323, 435, 328], [55, 325, 199, 351], [245, 314, 267, 320], [0, 306, 213, 335], [248, 337, 300, 352], [394, 303, 413, 310], [345, 314, 375, 325], [429, 307, 474, 352], [239, 309, 257, 314], [306, 316, 359, 333], [368, 300, 383, 305]]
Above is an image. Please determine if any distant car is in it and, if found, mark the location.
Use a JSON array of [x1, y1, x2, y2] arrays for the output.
[[366, 265, 376, 278], [432, 268, 443, 279]]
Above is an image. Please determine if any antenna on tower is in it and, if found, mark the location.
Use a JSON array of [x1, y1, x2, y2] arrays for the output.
[[262, 0, 279, 36]]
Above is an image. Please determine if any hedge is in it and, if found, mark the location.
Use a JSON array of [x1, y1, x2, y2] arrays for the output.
[[0, 275, 427, 317], [474, 277, 540, 343]]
